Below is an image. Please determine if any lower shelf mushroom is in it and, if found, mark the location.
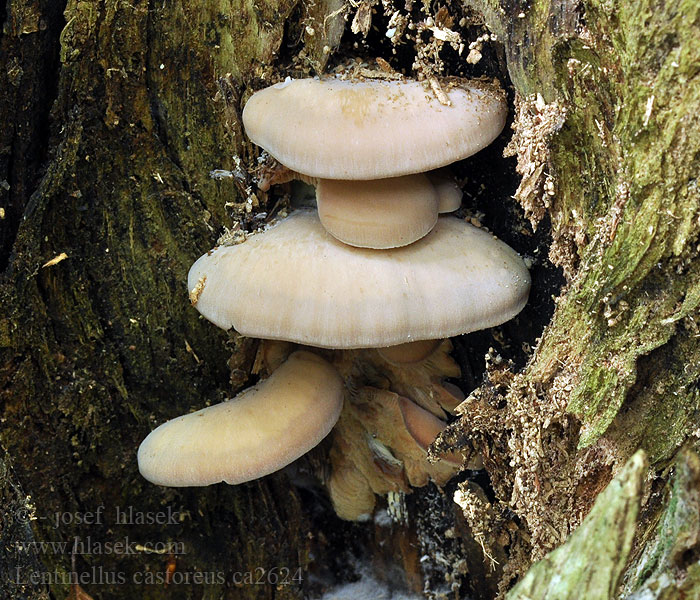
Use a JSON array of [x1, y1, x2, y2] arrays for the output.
[[137, 351, 343, 486], [253, 340, 474, 521]]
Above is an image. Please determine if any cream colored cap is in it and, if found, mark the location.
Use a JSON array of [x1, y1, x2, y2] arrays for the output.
[[137, 351, 343, 486], [242, 78, 507, 180], [316, 174, 438, 249], [187, 210, 530, 349], [428, 170, 463, 213]]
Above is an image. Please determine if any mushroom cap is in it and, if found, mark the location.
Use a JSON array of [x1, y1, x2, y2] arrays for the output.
[[188, 210, 530, 349], [377, 339, 442, 365], [397, 396, 462, 466], [137, 351, 343, 486], [242, 77, 507, 180], [316, 175, 439, 249], [428, 170, 463, 214]]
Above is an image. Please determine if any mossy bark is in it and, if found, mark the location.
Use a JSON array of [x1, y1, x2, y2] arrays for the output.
[[1, 1, 315, 598], [1, 0, 699, 598], [451, 0, 700, 595], [470, 0, 700, 453]]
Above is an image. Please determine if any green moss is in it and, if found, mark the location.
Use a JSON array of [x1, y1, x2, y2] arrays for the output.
[[471, 0, 700, 452], [460, 0, 700, 592], [556, 0, 700, 447], [0, 1, 313, 598]]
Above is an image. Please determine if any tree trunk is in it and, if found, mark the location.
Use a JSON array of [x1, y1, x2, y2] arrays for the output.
[[1, 0, 698, 598]]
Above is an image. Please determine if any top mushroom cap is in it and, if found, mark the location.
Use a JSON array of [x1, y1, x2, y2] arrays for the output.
[[242, 77, 507, 180], [187, 210, 530, 349]]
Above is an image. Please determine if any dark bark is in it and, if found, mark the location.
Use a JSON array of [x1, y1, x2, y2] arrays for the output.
[[1, 1, 316, 598]]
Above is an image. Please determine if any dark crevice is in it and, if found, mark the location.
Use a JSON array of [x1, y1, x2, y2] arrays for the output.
[[322, 0, 506, 79], [0, 0, 8, 41], [0, 0, 66, 273], [278, 2, 306, 67], [144, 0, 191, 194]]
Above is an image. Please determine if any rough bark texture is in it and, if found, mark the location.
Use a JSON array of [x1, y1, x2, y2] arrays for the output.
[[1, 1, 317, 598], [508, 451, 647, 600], [1, 0, 699, 598]]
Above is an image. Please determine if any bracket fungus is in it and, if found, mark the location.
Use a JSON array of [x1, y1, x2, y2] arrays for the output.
[[243, 76, 506, 248], [139, 72, 529, 526], [137, 351, 343, 486]]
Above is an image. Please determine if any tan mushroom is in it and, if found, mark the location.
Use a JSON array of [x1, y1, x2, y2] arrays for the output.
[[397, 396, 462, 466], [351, 387, 459, 488], [242, 77, 507, 180], [167, 73, 524, 520], [327, 461, 377, 522], [137, 351, 343, 486], [188, 210, 530, 349], [428, 169, 463, 214], [376, 340, 443, 365]]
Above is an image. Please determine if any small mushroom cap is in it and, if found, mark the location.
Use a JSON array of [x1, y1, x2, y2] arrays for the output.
[[377, 340, 442, 365], [397, 396, 462, 466], [242, 78, 507, 180], [428, 170, 463, 214], [316, 175, 439, 249], [188, 211, 531, 349], [137, 351, 343, 486]]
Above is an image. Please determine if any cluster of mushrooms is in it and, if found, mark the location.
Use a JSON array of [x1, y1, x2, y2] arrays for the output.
[[138, 76, 531, 521]]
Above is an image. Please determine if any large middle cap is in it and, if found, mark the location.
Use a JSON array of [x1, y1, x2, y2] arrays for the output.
[[188, 211, 531, 349]]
